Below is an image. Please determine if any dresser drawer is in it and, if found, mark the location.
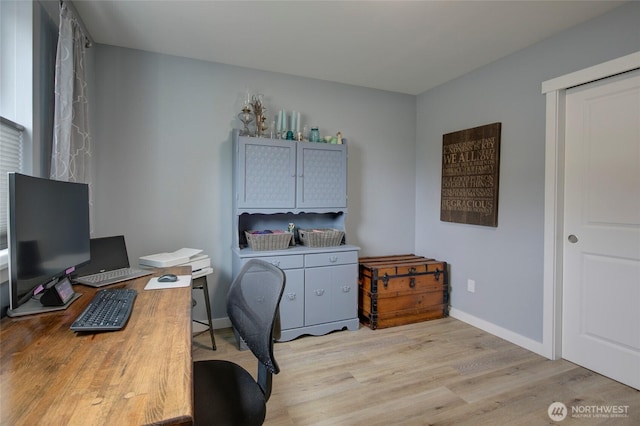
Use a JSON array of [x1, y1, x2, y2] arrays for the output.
[[242, 254, 303, 270], [305, 250, 358, 268]]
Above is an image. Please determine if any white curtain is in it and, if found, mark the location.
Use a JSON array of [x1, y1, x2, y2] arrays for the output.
[[51, 2, 93, 229]]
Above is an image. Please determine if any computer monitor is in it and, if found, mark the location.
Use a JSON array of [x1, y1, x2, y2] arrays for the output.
[[7, 173, 90, 316]]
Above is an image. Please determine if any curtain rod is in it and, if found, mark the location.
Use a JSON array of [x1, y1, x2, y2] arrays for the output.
[[60, 0, 94, 48]]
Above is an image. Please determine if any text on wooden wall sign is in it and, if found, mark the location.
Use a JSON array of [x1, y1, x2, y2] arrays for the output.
[[440, 123, 501, 227]]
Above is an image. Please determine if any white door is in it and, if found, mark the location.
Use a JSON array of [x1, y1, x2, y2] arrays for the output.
[[562, 68, 640, 390]]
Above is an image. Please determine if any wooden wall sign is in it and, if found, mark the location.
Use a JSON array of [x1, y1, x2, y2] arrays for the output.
[[440, 123, 501, 227]]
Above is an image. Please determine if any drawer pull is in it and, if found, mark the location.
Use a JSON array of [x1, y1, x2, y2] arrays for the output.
[[329, 255, 338, 263], [342, 285, 351, 293], [286, 293, 296, 301], [314, 289, 325, 296], [409, 277, 416, 288], [270, 260, 280, 267]]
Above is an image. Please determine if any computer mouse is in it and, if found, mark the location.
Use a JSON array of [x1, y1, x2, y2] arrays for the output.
[[158, 274, 178, 283]]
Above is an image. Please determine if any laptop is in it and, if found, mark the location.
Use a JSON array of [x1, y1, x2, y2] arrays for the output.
[[72, 235, 153, 287]]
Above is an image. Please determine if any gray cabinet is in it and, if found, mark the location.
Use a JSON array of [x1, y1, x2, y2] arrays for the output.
[[236, 137, 347, 211], [304, 253, 358, 325], [280, 269, 304, 330], [237, 138, 296, 209], [233, 249, 359, 342], [232, 131, 359, 342], [296, 143, 347, 209]]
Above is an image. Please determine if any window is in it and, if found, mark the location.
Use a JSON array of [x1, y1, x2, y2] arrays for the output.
[[0, 0, 30, 270], [0, 117, 24, 250], [1, 1, 57, 271]]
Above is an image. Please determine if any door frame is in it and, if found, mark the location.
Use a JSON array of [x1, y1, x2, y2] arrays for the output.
[[541, 51, 640, 360]]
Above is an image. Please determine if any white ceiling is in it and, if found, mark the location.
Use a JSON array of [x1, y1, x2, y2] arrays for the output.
[[73, 0, 625, 95]]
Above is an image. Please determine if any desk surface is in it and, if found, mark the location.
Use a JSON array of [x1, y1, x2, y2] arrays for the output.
[[1, 266, 193, 426]]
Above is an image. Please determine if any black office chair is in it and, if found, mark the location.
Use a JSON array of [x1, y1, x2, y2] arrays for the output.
[[193, 259, 286, 426]]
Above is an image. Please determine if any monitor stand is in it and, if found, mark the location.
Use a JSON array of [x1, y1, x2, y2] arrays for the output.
[[6, 292, 82, 317]]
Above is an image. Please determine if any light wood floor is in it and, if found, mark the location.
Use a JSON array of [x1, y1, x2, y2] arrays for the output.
[[193, 318, 639, 425]]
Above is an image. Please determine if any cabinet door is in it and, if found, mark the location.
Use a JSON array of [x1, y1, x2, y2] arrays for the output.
[[297, 144, 347, 209], [237, 138, 296, 209], [304, 264, 357, 325], [279, 269, 304, 330]]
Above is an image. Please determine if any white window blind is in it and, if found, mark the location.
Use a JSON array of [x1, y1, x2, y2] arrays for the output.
[[1, 116, 24, 250]]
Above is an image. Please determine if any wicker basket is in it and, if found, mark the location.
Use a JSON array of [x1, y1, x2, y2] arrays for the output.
[[244, 231, 293, 251], [298, 228, 345, 247]]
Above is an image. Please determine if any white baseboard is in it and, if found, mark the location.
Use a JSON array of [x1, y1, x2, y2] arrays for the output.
[[192, 314, 231, 330], [209, 311, 547, 358], [449, 308, 547, 358], [212, 317, 231, 330]]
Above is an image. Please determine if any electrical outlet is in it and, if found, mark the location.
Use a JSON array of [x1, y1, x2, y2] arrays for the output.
[[467, 279, 476, 293]]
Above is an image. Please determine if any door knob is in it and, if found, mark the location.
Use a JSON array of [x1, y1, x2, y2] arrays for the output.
[[568, 234, 578, 243]]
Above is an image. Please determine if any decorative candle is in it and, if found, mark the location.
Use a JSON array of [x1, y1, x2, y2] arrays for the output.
[[296, 112, 301, 133], [276, 111, 282, 133], [282, 109, 287, 131], [290, 111, 297, 135]]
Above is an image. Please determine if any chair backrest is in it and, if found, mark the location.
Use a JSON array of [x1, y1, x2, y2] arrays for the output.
[[227, 259, 286, 378]]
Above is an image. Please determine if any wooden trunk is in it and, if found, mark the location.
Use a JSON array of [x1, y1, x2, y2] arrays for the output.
[[358, 254, 449, 329]]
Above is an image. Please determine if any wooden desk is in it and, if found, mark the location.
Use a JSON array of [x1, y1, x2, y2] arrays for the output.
[[0, 267, 193, 426]]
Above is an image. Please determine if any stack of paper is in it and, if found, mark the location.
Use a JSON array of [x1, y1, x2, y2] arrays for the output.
[[139, 248, 202, 267], [139, 248, 212, 278], [183, 254, 213, 278]]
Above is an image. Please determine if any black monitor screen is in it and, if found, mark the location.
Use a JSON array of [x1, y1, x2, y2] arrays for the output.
[[8, 173, 90, 311]]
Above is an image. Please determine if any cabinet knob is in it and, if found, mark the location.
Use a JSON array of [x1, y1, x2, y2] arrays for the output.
[[287, 293, 296, 300], [342, 285, 351, 293], [329, 256, 338, 263], [314, 289, 325, 296]]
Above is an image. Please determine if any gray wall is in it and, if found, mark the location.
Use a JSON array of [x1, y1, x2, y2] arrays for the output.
[[86, 2, 640, 335], [415, 2, 640, 341], [3, 2, 637, 338], [91, 47, 416, 319]]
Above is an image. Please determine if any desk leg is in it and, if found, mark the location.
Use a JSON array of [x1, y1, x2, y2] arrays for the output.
[[193, 276, 216, 350], [201, 277, 216, 350]]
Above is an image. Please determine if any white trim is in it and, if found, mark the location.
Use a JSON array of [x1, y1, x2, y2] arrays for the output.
[[194, 317, 230, 332], [541, 90, 566, 360], [212, 317, 231, 330], [541, 51, 640, 361], [449, 308, 545, 356], [542, 51, 640, 93]]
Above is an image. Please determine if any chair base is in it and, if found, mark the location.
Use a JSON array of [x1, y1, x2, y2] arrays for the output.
[[193, 360, 266, 426]]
